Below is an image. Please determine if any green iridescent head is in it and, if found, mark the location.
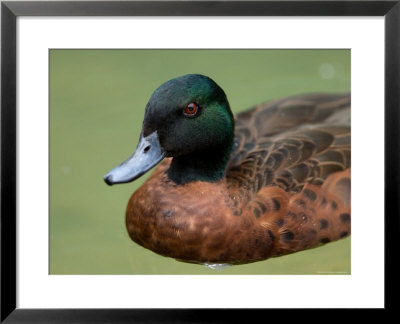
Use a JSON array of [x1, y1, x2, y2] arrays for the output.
[[143, 74, 234, 156], [104, 74, 235, 185]]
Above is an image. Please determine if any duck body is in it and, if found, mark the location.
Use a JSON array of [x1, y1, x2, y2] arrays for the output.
[[126, 164, 253, 263], [105, 74, 351, 265]]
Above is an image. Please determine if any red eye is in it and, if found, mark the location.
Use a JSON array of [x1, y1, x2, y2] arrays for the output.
[[184, 102, 199, 117]]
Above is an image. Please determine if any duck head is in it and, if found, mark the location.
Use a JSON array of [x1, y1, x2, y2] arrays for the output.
[[104, 74, 234, 185]]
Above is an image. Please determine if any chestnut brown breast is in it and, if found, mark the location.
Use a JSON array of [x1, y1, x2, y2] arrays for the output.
[[126, 159, 350, 264]]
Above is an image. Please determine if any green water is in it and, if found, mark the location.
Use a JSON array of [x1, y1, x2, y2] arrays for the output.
[[49, 49, 350, 274]]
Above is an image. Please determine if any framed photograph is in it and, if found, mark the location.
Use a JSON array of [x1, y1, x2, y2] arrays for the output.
[[1, 0, 398, 321]]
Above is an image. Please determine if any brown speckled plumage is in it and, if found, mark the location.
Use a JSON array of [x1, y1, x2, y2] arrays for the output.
[[125, 93, 351, 264]]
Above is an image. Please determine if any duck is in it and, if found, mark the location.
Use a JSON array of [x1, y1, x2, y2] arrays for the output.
[[104, 74, 351, 265]]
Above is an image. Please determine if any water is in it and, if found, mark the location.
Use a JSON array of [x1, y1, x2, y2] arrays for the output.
[[49, 49, 351, 275], [203, 263, 232, 271]]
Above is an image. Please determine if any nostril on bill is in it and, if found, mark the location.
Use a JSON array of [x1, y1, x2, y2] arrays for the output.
[[143, 146, 151, 153]]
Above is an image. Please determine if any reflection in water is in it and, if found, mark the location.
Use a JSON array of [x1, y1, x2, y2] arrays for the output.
[[203, 263, 232, 271]]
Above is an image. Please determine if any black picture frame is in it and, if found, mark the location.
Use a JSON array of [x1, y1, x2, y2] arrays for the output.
[[1, 0, 398, 321]]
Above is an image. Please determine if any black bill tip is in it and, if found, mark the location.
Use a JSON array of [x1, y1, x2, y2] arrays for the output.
[[104, 175, 114, 186]]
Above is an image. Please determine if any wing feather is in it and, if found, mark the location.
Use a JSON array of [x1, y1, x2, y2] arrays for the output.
[[226, 93, 351, 196]]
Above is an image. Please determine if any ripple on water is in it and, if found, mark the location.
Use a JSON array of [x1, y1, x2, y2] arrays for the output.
[[203, 263, 232, 271]]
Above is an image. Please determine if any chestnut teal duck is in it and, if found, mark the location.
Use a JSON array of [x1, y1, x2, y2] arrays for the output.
[[104, 74, 351, 265]]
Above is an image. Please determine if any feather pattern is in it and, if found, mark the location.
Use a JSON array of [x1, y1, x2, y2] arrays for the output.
[[123, 90, 351, 264], [225, 93, 351, 256]]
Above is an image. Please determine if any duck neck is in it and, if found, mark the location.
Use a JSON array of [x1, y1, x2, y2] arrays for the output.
[[167, 140, 233, 185]]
